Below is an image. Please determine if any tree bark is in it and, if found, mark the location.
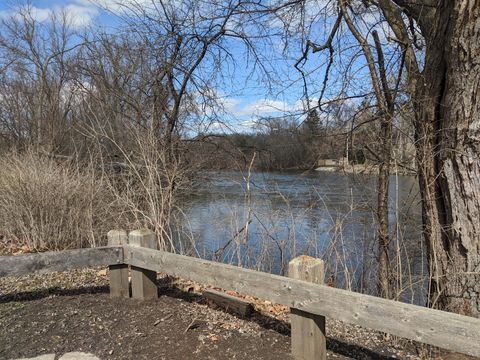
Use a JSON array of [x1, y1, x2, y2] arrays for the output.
[[377, 118, 392, 299], [413, 0, 480, 316], [373, 30, 395, 300]]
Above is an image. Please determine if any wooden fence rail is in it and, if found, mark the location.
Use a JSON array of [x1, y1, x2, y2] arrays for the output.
[[1, 231, 479, 359], [124, 244, 480, 357], [0, 246, 123, 278]]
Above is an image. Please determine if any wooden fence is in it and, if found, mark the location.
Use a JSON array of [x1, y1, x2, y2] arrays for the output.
[[1, 229, 479, 359]]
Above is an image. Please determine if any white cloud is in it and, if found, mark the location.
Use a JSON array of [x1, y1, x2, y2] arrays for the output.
[[78, 0, 128, 13], [78, 0, 157, 14], [25, 6, 51, 22], [237, 120, 258, 130], [0, 3, 99, 28], [203, 119, 258, 134], [219, 97, 240, 113], [64, 4, 99, 27], [237, 99, 293, 117], [0, 5, 49, 22]]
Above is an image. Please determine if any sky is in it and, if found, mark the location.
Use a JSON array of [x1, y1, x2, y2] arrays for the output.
[[0, 0, 386, 133]]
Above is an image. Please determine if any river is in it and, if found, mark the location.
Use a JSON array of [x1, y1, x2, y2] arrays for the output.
[[179, 170, 427, 304]]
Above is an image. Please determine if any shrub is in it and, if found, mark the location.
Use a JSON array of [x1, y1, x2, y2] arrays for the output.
[[0, 151, 114, 251]]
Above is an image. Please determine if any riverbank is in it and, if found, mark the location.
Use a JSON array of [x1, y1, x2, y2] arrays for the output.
[[315, 164, 415, 175]]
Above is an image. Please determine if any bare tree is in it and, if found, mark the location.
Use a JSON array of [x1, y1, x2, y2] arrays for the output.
[[0, 6, 81, 153], [282, 0, 480, 316], [100, 0, 264, 159]]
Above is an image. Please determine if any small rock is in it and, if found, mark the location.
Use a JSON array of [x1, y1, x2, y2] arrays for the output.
[[58, 352, 100, 360], [16, 355, 55, 360]]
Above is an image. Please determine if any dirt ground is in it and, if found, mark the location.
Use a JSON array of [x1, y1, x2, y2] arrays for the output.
[[1, 293, 294, 360], [0, 270, 475, 360]]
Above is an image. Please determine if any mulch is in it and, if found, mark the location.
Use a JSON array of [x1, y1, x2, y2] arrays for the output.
[[0, 270, 475, 360], [0, 293, 293, 360]]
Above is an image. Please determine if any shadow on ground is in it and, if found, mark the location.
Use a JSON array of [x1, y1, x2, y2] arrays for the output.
[[1, 278, 398, 360]]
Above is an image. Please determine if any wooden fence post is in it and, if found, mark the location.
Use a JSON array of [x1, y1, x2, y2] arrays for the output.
[[288, 256, 326, 360], [107, 230, 129, 298], [129, 229, 158, 300]]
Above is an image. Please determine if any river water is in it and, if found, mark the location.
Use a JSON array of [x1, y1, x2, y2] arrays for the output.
[[180, 170, 427, 303]]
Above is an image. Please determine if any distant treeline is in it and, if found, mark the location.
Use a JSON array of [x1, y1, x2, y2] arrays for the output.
[[190, 111, 363, 171], [190, 108, 413, 172]]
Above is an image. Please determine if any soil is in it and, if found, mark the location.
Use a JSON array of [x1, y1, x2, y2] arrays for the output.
[[1, 293, 294, 360], [0, 270, 476, 360]]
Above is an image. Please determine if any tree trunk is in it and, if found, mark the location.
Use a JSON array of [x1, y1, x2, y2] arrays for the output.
[[414, 0, 480, 316], [377, 118, 392, 299], [373, 30, 395, 300]]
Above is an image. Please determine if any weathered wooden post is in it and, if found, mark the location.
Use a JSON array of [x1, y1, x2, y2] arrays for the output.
[[129, 229, 158, 300], [288, 256, 326, 360], [107, 230, 129, 298]]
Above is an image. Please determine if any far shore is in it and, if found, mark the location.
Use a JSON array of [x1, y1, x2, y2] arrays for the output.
[[315, 164, 414, 175]]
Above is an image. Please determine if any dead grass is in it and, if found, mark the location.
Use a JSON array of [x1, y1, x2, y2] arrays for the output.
[[0, 151, 115, 251]]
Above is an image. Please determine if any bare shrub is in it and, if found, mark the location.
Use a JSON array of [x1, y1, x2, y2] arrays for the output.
[[80, 119, 198, 253], [0, 151, 114, 251]]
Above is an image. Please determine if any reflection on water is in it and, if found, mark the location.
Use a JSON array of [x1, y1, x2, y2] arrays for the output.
[[179, 170, 426, 304]]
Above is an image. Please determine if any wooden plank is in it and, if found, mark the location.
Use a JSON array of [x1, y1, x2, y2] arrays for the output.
[[123, 245, 480, 357], [203, 289, 253, 317], [0, 247, 123, 278], [108, 230, 130, 298], [289, 256, 326, 360], [129, 229, 158, 300]]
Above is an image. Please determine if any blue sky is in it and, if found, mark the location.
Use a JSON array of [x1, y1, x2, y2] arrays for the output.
[[0, 0, 381, 132]]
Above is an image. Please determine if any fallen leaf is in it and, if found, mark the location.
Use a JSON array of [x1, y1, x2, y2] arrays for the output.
[[97, 269, 107, 276]]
